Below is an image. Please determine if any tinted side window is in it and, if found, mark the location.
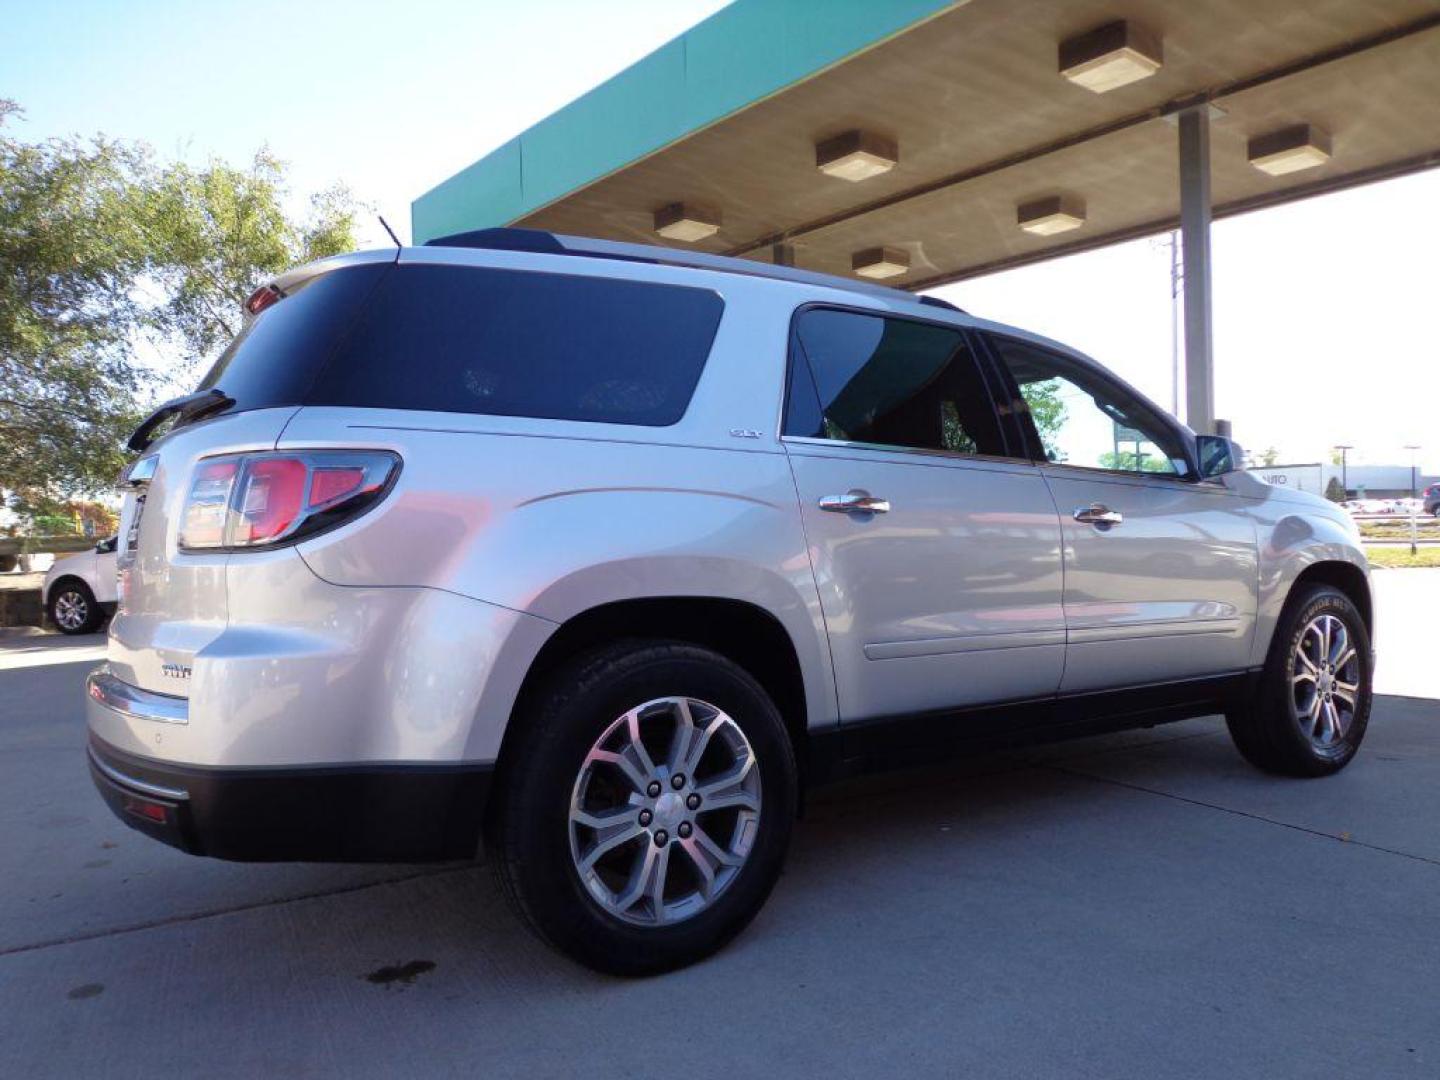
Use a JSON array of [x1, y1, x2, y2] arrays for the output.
[[989, 336, 1191, 477], [308, 265, 724, 426], [786, 309, 1005, 457]]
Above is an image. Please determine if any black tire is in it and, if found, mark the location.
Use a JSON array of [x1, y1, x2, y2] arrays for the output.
[[1225, 584, 1372, 777], [48, 578, 104, 635], [487, 641, 797, 975], [0, 554, 16, 573]]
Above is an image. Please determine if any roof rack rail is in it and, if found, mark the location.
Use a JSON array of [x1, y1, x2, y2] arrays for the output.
[[424, 228, 965, 313]]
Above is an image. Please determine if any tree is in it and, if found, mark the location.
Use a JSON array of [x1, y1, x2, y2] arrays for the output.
[[1324, 476, 1346, 503], [1259, 446, 1280, 467], [0, 102, 360, 506], [1019, 378, 1067, 460], [1098, 449, 1173, 473], [142, 149, 358, 377], [0, 101, 152, 498]]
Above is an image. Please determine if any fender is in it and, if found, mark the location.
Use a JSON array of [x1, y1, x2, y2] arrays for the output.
[[1231, 471, 1370, 667]]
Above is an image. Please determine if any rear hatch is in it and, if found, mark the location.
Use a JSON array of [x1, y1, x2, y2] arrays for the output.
[[110, 253, 395, 695]]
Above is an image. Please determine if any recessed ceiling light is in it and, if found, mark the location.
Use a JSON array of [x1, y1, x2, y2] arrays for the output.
[[1017, 195, 1087, 236], [852, 246, 910, 279], [816, 130, 899, 182], [1059, 21, 1163, 94], [1248, 124, 1332, 176], [653, 203, 720, 242]]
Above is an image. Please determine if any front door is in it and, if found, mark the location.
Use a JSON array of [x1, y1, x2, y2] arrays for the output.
[[783, 308, 1066, 724], [986, 335, 1258, 693]]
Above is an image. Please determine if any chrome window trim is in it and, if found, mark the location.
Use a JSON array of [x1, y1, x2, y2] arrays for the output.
[[86, 744, 189, 802], [87, 667, 189, 726], [780, 434, 1038, 469]]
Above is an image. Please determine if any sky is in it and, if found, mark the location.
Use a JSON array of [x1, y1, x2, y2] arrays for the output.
[[4, 0, 1437, 472]]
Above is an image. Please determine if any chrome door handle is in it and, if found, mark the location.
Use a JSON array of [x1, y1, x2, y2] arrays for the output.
[[1073, 503, 1123, 527], [819, 490, 890, 515]]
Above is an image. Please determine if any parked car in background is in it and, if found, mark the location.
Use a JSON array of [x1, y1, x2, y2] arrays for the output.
[[85, 231, 1374, 974], [1424, 484, 1440, 517], [43, 537, 118, 634]]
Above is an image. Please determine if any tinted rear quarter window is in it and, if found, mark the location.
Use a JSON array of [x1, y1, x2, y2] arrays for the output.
[[308, 265, 724, 426]]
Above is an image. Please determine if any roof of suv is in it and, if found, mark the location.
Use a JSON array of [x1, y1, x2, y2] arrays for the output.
[[423, 227, 965, 315]]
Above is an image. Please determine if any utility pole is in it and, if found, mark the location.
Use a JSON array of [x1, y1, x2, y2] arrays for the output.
[[1334, 444, 1353, 497]]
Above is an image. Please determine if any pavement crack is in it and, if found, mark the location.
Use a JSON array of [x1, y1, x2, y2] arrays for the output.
[[1045, 763, 1440, 869], [0, 863, 480, 959]]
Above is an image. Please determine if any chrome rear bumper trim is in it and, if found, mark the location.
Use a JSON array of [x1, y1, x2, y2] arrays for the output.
[[87, 744, 189, 801], [87, 667, 189, 726]]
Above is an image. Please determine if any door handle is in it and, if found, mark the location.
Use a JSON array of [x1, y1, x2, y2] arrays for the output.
[[819, 490, 890, 515], [1073, 503, 1123, 527]]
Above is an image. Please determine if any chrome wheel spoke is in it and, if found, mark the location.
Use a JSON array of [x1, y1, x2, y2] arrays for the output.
[[696, 754, 759, 812], [576, 819, 644, 873], [588, 747, 649, 795], [667, 698, 697, 772], [624, 707, 658, 777], [613, 841, 662, 913], [1327, 620, 1349, 668], [1334, 679, 1359, 706]]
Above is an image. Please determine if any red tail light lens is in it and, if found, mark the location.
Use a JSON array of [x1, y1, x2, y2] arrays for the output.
[[177, 450, 399, 552], [309, 467, 365, 508], [233, 458, 308, 545]]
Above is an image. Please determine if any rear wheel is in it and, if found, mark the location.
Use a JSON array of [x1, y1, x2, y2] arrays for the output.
[[49, 579, 103, 635], [488, 641, 796, 975], [1226, 584, 1371, 777]]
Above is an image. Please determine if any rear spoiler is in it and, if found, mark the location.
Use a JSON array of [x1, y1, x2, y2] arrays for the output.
[[126, 388, 233, 452]]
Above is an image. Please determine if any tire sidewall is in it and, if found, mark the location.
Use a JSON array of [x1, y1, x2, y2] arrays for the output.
[[1268, 586, 1372, 771], [506, 646, 796, 973]]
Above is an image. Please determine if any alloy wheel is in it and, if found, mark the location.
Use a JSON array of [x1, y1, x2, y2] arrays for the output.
[[1291, 613, 1362, 748], [54, 591, 89, 632], [568, 695, 762, 927]]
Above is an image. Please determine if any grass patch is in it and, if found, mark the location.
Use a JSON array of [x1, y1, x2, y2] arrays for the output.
[[1365, 546, 1440, 569], [1359, 521, 1440, 541]]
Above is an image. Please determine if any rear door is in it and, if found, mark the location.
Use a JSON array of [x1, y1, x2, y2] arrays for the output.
[[985, 334, 1258, 693], [783, 307, 1066, 726]]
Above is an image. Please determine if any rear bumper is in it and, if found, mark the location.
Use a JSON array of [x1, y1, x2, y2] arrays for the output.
[[87, 733, 492, 863]]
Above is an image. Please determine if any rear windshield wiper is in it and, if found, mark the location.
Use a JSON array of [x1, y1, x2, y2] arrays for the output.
[[127, 388, 235, 452]]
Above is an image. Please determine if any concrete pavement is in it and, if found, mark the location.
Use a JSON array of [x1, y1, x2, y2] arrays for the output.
[[1, 572, 1436, 1079]]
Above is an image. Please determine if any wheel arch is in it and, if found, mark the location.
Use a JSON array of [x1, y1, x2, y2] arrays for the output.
[[45, 574, 92, 608], [498, 596, 812, 783], [1290, 560, 1373, 637]]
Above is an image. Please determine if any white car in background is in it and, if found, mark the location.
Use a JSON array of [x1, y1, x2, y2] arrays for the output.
[[42, 537, 118, 634]]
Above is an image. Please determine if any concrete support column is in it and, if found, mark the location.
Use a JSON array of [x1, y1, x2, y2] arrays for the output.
[[1178, 106, 1216, 434]]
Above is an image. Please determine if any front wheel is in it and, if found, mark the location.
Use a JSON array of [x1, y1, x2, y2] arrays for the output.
[[1226, 584, 1372, 777], [488, 642, 796, 975]]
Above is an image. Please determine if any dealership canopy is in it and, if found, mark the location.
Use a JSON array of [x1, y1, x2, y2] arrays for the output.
[[411, 0, 1440, 432]]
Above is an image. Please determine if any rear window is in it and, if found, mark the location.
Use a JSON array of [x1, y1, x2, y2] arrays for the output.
[[200, 263, 725, 427], [198, 264, 389, 412]]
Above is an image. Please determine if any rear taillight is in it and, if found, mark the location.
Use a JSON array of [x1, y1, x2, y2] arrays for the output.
[[177, 450, 399, 552]]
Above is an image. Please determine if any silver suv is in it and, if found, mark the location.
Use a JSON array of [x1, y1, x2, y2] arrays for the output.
[[87, 229, 1373, 974]]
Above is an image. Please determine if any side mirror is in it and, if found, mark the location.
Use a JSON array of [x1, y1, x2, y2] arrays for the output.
[[1196, 434, 1244, 479]]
